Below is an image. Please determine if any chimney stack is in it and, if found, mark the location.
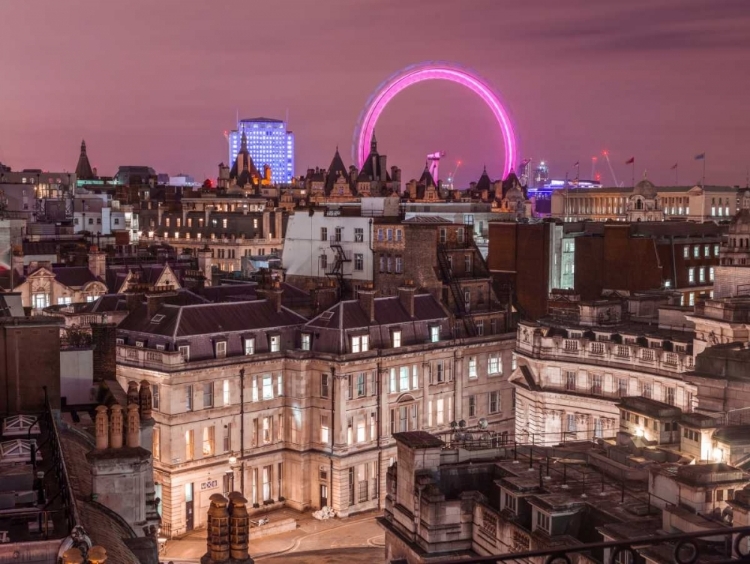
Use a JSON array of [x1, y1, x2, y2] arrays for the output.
[[91, 322, 117, 381], [258, 281, 284, 313], [126, 404, 140, 448], [127, 381, 140, 406], [109, 404, 123, 449], [146, 293, 169, 319], [95, 405, 109, 450], [358, 285, 377, 323], [206, 493, 230, 562], [228, 492, 250, 561], [138, 380, 153, 421], [398, 281, 417, 318]]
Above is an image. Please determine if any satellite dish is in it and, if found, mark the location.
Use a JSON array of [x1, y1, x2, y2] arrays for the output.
[[450, 421, 458, 429], [459, 420, 467, 429], [478, 418, 488, 430]]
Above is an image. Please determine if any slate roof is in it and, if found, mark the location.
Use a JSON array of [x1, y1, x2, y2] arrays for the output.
[[51, 266, 101, 288], [119, 299, 308, 338], [357, 135, 392, 182], [306, 294, 447, 330], [324, 148, 352, 194], [475, 167, 492, 192], [229, 130, 260, 187]]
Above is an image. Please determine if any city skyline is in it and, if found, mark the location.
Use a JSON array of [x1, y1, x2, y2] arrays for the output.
[[1, 0, 749, 187]]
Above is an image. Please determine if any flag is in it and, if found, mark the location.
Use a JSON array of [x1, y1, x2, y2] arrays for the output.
[[695, 153, 705, 160], [670, 163, 678, 170], [573, 161, 579, 167], [625, 157, 635, 164]]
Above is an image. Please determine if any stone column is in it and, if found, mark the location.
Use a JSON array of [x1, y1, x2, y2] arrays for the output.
[[126, 404, 140, 448], [453, 352, 464, 422], [228, 492, 251, 562], [421, 362, 430, 429], [109, 404, 123, 449], [379, 367, 389, 445], [333, 370, 347, 451], [95, 405, 109, 450]]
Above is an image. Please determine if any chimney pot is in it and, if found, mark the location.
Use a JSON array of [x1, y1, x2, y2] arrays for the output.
[[358, 287, 377, 323]]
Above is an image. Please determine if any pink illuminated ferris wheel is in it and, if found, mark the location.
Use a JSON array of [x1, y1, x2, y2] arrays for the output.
[[352, 61, 520, 178]]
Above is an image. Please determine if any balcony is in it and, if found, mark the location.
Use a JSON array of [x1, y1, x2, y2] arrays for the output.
[[117, 345, 186, 369]]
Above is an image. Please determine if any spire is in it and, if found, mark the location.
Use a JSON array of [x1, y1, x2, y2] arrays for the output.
[[240, 127, 248, 152], [370, 132, 378, 153], [75, 138, 95, 180]]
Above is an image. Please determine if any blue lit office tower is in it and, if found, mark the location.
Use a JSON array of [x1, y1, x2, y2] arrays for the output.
[[228, 117, 295, 184]]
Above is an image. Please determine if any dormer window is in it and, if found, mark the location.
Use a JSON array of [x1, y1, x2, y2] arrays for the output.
[[569, 332, 582, 339], [392, 330, 402, 348], [269, 335, 280, 353], [135, 341, 145, 348], [503, 491, 517, 513], [301, 333, 311, 351], [244, 338, 255, 355], [430, 326, 440, 343], [351, 334, 369, 353], [535, 510, 551, 533], [215, 341, 227, 359]]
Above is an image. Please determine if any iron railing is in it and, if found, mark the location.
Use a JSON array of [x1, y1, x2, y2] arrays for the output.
[[427, 525, 750, 564]]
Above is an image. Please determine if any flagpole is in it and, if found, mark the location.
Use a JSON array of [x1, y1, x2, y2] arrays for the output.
[[702, 154, 706, 188], [675, 163, 678, 186], [632, 161, 635, 187]]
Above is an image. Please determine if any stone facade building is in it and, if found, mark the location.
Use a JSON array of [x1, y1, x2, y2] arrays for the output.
[[115, 284, 515, 537]]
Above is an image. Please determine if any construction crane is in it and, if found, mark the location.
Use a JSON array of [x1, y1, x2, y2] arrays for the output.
[[427, 151, 445, 183], [445, 160, 462, 190], [601, 150, 623, 187]]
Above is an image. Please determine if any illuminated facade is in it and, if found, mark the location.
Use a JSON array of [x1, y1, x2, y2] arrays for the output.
[[353, 61, 519, 177], [228, 117, 294, 184]]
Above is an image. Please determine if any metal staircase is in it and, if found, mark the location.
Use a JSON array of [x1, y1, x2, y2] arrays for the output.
[[327, 237, 351, 299], [437, 244, 477, 337]]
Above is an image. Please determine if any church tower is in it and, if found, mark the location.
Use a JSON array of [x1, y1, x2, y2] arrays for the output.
[[75, 140, 95, 181]]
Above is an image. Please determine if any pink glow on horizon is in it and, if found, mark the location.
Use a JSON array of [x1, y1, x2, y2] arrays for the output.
[[353, 62, 519, 178]]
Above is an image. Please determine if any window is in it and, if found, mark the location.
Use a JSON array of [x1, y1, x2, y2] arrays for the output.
[[203, 426, 215, 456], [689, 292, 695, 306], [709, 267, 714, 281], [32, 293, 49, 309], [430, 326, 440, 343], [301, 333, 311, 351], [412, 365, 419, 390], [270, 335, 280, 352], [357, 417, 365, 443], [396, 229, 403, 242], [489, 392, 499, 414], [457, 228, 465, 243], [566, 414, 577, 432], [591, 374, 602, 395], [435, 361, 445, 383], [717, 489, 724, 502], [488, 354, 501, 375], [395, 256, 403, 273], [251, 376, 259, 402], [335, 227, 342, 242], [321, 414, 330, 443], [476, 320, 484, 336], [436, 398, 444, 425], [399, 366, 409, 391], [714, 244, 720, 256], [504, 491, 517, 513], [469, 395, 476, 417], [186, 385, 193, 411], [704, 244, 710, 257], [536, 511, 550, 533], [262, 417, 272, 444], [512, 353, 517, 370], [377, 228, 383, 241], [185, 430, 194, 460], [152, 426, 161, 460], [152, 384, 160, 410], [321, 374, 330, 398], [693, 245, 700, 258], [683, 246, 689, 259], [320, 254, 328, 270], [57, 297, 72, 305], [244, 338, 255, 355], [705, 490, 712, 503], [214, 340, 227, 359], [351, 334, 369, 353], [203, 382, 214, 408], [262, 374, 273, 400], [665, 387, 675, 405], [468, 357, 477, 379], [354, 228, 364, 242], [263, 466, 272, 501], [688, 268, 695, 284], [439, 228, 447, 243], [320, 227, 328, 241], [277, 373, 283, 396], [354, 253, 364, 271], [392, 330, 402, 348], [223, 423, 232, 452], [386, 228, 393, 241], [356, 373, 366, 397], [179, 345, 190, 361], [699, 267, 706, 283]]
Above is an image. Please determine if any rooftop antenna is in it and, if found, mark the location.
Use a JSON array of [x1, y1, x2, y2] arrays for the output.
[[285, 108, 289, 126]]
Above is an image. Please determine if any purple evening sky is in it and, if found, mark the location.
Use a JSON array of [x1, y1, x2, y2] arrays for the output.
[[1, 0, 749, 187]]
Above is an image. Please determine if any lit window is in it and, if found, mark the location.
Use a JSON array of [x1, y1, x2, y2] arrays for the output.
[[301, 333, 311, 351], [244, 338, 255, 355], [488, 354, 501, 375], [430, 326, 440, 343], [215, 341, 226, 359], [468, 357, 477, 378], [270, 335, 280, 352], [392, 330, 401, 348]]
